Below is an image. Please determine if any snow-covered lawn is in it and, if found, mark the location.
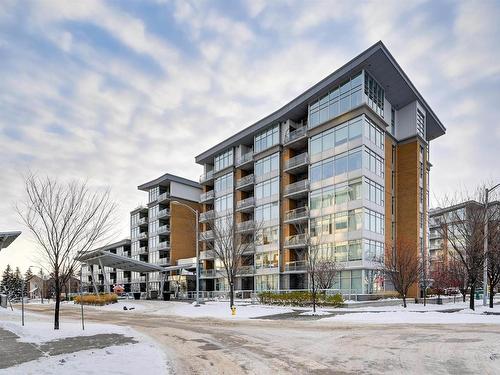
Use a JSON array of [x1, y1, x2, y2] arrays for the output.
[[0, 308, 170, 374]]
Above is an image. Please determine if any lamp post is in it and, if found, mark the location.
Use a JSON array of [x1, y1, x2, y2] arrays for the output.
[[483, 183, 500, 307], [171, 200, 200, 306]]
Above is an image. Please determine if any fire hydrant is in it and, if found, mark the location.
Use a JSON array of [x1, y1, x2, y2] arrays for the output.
[[231, 306, 236, 316]]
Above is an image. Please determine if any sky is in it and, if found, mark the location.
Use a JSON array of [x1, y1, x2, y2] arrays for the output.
[[1, 0, 499, 272]]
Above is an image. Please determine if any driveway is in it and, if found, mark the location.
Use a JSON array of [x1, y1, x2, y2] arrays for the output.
[[21, 303, 500, 374]]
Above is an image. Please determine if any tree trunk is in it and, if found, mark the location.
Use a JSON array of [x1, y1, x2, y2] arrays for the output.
[[54, 279, 61, 330], [311, 276, 316, 313], [462, 290, 466, 302], [489, 281, 494, 309], [229, 280, 234, 310], [469, 283, 475, 311], [402, 295, 407, 308]]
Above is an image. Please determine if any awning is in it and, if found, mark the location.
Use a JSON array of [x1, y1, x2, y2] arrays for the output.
[[0, 231, 21, 251], [78, 250, 165, 273]]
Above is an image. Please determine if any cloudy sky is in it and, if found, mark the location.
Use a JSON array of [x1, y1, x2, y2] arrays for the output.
[[1, 0, 499, 272]]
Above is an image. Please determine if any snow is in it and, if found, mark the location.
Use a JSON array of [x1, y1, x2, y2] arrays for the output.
[[299, 310, 331, 316]]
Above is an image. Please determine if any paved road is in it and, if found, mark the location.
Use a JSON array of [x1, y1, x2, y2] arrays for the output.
[[22, 304, 500, 375]]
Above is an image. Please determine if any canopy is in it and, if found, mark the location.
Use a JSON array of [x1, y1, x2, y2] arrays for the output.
[[78, 250, 165, 273], [0, 231, 21, 251]]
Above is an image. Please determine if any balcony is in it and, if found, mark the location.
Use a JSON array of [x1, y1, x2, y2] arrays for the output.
[[200, 170, 214, 185], [157, 192, 170, 203], [157, 257, 170, 266], [284, 206, 309, 224], [157, 208, 170, 219], [236, 196, 255, 212], [284, 152, 309, 174], [235, 174, 255, 191], [235, 151, 254, 169], [283, 180, 309, 198], [237, 265, 255, 275], [200, 250, 215, 260], [139, 246, 148, 255], [199, 210, 215, 223], [137, 232, 148, 240], [284, 126, 307, 148], [284, 233, 308, 248], [236, 220, 255, 233], [200, 230, 214, 241], [137, 217, 147, 226], [200, 269, 217, 278], [284, 260, 308, 272], [157, 225, 170, 235], [241, 242, 256, 253], [200, 190, 215, 203], [156, 241, 170, 250]]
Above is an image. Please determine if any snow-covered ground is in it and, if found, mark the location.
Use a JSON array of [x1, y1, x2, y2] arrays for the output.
[[0, 308, 170, 374]]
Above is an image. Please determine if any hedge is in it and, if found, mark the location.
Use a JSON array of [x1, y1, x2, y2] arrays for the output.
[[74, 293, 118, 306], [258, 291, 344, 307]]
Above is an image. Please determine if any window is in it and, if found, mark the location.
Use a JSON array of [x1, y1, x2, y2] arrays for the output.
[[364, 239, 384, 262], [309, 116, 364, 155], [348, 240, 362, 261], [256, 227, 279, 246], [364, 116, 384, 150], [255, 153, 279, 177], [255, 274, 278, 291], [364, 209, 384, 234], [255, 202, 279, 222], [255, 251, 279, 269], [255, 177, 279, 200], [417, 109, 425, 138], [391, 108, 396, 135], [149, 187, 159, 203], [309, 72, 363, 128], [215, 173, 233, 193], [364, 72, 384, 117], [215, 193, 233, 213], [309, 178, 361, 210], [255, 125, 279, 153], [214, 149, 234, 172], [364, 178, 384, 206], [364, 147, 384, 178]]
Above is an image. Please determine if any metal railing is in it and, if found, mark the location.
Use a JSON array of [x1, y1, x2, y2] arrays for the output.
[[137, 232, 148, 240], [156, 241, 170, 250], [237, 265, 255, 275], [157, 225, 170, 235], [236, 196, 255, 210], [236, 220, 255, 232], [139, 246, 148, 254], [284, 180, 309, 196], [236, 174, 255, 189], [200, 230, 214, 241], [137, 217, 147, 225], [200, 210, 215, 222], [200, 250, 215, 260], [236, 151, 253, 166], [157, 192, 170, 202], [284, 126, 307, 144], [284, 260, 308, 271], [200, 170, 214, 184], [284, 233, 308, 248], [157, 208, 170, 219], [284, 152, 308, 171], [284, 206, 309, 222], [156, 258, 170, 266], [200, 190, 215, 202], [200, 269, 217, 278]]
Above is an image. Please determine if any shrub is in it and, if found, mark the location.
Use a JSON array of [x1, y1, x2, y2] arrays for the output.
[[258, 291, 344, 307], [74, 293, 118, 306]]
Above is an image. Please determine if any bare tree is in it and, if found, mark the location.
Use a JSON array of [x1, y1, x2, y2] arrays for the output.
[[314, 259, 342, 292], [436, 190, 494, 310], [487, 211, 500, 308], [447, 257, 469, 302], [205, 215, 260, 310], [384, 239, 422, 308], [16, 174, 117, 329]]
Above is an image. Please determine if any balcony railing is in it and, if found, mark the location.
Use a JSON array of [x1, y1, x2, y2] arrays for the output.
[[137, 217, 147, 226], [157, 192, 170, 202], [236, 220, 255, 233], [285, 260, 308, 272], [139, 246, 148, 254], [284, 126, 307, 144], [157, 225, 170, 235], [200, 190, 215, 202], [236, 196, 255, 211], [284, 152, 308, 172], [237, 265, 255, 275], [236, 174, 255, 189], [284, 180, 309, 197], [284, 233, 308, 248], [199, 210, 215, 223], [200, 269, 217, 278], [156, 257, 170, 266], [284, 206, 309, 223], [157, 208, 170, 219], [132, 276, 146, 283], [200, 250, 215, 260], [200, 170, 214, 184], [137, 232, 148, 240], [156, 241, 170, 250], [236, 151, 253, 166], [200, 230, 214, 241]]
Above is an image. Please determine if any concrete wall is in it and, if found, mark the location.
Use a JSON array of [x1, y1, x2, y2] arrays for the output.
[[171, 181, 201, 203]]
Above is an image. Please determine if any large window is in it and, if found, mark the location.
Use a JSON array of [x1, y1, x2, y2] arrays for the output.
[[214, 149, 234, 172], [310, 208, 362, 236], [310, 148, 362, 183], [255, 202, 279, 222], [309, 72, 363, 128], [364, 209, 384, 234], [215, 173, 233, 193], [310, 116, 364, 155], [364, 72, 384, 117], [256, 226, 279, 246], [255, 251, 279, 269], [255, 177, 279, 200], [255, 274, 278, 291], [312, 240, 363, 262], [364, 116, 384, 150], [255, 125, 279, 153], [417, 109, 425, 138], [215, 193, 233, 213], [363, 148, 384, 178], [364, 239, 384, 262], [310, 179, 362, 210], [149, 187, 159, 203], [364, 178, 384, 206], [255, 153, 279, 177]]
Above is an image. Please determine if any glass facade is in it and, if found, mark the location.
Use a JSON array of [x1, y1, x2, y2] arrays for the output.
[[255, 153, 279, 177], [254, 125, 279, 153], [214, 149, 233, 172], [364, 72, 385, 117]]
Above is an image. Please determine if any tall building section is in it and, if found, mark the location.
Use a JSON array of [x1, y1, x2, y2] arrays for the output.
[[196, 42, 446, 297]]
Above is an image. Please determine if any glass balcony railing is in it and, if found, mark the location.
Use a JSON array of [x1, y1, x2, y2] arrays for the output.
[[200, 190, 215, 202], [284, 126, 307, 144], [284, 206, 309, 223]]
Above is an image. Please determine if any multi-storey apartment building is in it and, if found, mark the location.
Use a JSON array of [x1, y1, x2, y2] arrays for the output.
[[196, 41, 446, 297], [83, 173, 201, 296]]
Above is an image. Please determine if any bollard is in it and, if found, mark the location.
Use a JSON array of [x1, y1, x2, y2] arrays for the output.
[[231, 306, 236, 316]]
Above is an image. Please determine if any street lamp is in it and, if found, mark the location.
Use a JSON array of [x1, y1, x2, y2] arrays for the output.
[[483, 183, 500, 307], [171, 200, 200, 306]]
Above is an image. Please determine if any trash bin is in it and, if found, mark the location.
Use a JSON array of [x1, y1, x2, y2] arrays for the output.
[[150, 291, 158, 300], [162, 292, 170, 301], [133, 292, 141, 300]]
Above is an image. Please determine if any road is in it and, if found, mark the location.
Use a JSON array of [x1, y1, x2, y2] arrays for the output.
[[22, 303, 500, 374]]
